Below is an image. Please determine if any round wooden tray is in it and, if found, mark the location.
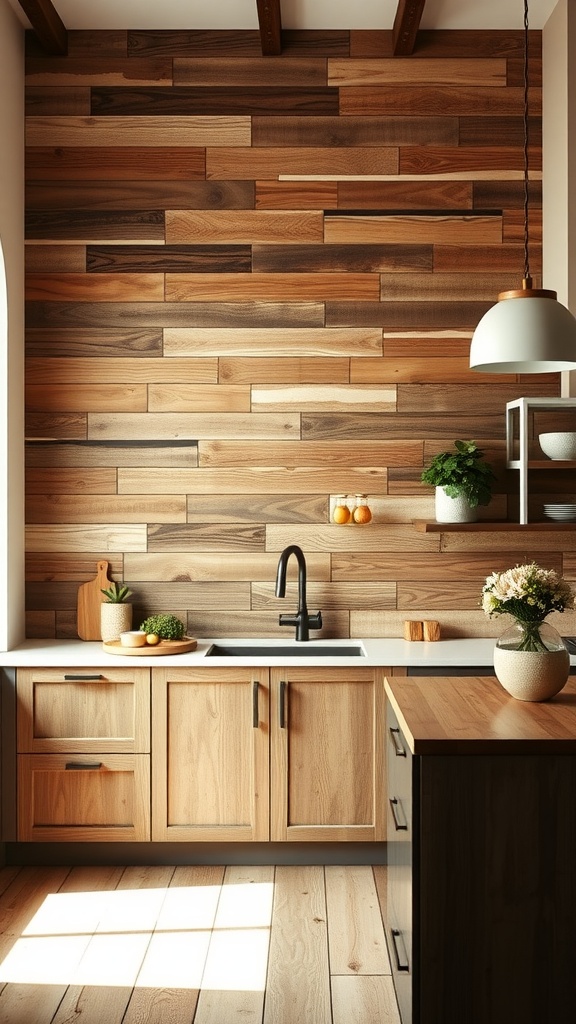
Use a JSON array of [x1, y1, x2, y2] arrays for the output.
[[103, 637, 197, 657]]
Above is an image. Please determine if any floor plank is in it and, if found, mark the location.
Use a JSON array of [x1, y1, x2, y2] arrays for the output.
[[0, 864, 398, 1024]]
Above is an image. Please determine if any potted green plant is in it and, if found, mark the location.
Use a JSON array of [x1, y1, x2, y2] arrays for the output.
[[100, 581, 133, 642], [421, 440, 495, 523]]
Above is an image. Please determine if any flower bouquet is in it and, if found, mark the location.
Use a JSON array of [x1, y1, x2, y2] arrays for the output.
[[482, 562, 573, 652]]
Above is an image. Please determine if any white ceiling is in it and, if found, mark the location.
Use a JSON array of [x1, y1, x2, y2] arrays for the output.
[[4, 0, 561, 32]]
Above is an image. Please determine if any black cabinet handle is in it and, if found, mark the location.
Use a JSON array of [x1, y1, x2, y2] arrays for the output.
[[64, 674, 103, 681], [389, 796, 408, 832], [253, 680, 259, 728], [65, 762, 103, 770], [279, 680, 287, 729], [389, 726, 406, 757], [391, 929, 410, 972]]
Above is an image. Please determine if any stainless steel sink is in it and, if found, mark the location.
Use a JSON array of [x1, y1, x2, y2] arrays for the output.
[[206, 642, 366, 658]]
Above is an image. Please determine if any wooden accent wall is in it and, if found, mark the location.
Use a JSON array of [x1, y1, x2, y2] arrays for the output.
[[24, 28, 576, 641]]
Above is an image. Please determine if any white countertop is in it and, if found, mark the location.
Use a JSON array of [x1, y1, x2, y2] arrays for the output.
[[0, 636, 533, 668]]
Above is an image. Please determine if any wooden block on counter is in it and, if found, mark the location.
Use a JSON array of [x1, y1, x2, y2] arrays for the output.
[[423, 619, 441, 641], [404, 619, 424, 641]]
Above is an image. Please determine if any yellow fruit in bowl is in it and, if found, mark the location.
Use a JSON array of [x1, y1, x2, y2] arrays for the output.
[[146, 633, 160, 645]]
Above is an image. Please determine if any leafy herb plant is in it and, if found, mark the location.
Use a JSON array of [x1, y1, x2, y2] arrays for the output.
[[100, 581, 132, 603], [139, 613, 185, 640], [421, 440, 495, 508]]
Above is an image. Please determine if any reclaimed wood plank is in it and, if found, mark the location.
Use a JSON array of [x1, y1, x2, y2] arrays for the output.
[[26, 116, 251, 147], [252, 115, 458, 147], [86, 244, 252, 273], [399, 146, 534, 175], [459, 115, 541, 147], [118, 467, 383, 495], [90, 86, 339, 116], [25, 523, 148, 551], [265, 523, 439, 552], [325, 300, 493, 330], [252, 581, 395, 610], [378, 272, 516, 302], [339, 86, 534, 117], [165, 272, 380, 302], [26, 357, 217, 384], [25, 244, 85, 272], [174, 57, 327, 86], [25, 56, 173, 85], [398, 381, 560, 415], [251, 243, 431, 273], [25, 552, 124, 581], [218, 357, 350, 383], [26, 494, 187, 524], [127, 29, 350, 59], [26, 273, 164, 302], [25, 86, 90, 116], [186, 494, 329, 525], [473, 178, 541, 209], [26, 384, 147, 412], [146, 526, 264, 554], [199, 440, 421, 468], [87, 412, 300, 441], [337, 179, 472, 209], [255, 180, 338, 209], [329, 58, 506, 87], [26, 209, 165, 243], [124, 550, 330, 580], [25, 442, 198, 469], [25, 412, 87, 438], [148, 384, 250, 413], [26, 328, 163, 358], [165, 327, 382, 357], [324, 214, 502, 246], [27, 181, 254, 211], [331, 551, 559, 582], [26, 146, 206, 180], [166, 210, 324, 244], [350, 357, 511, 384], [434, 245, 540, 274], [302, 413, 502, 442], [26, 301, 325, 329], [206, 147, 398, 179], [251, 385, 395, 413]]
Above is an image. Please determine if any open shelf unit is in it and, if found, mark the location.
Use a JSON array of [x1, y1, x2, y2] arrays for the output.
[[506, 396, 576, 524]]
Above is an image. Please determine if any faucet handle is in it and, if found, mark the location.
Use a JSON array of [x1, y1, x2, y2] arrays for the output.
[[308, 611, 322, 630]]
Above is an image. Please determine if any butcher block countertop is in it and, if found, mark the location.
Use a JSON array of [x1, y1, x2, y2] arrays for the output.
[[384, 674, 576, 755]]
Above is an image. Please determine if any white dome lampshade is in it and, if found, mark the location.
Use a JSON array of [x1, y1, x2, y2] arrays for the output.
[[469, 279, 576, 373]]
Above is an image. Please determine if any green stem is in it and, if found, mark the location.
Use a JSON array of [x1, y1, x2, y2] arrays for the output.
[[516, 620, 548, 652]]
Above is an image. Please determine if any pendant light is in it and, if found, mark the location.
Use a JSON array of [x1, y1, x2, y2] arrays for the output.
[[469, 0, 576, 373]]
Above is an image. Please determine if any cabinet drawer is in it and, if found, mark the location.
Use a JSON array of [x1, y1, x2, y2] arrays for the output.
[[17, 667, 150, 753], [18, 753, 150, 842]]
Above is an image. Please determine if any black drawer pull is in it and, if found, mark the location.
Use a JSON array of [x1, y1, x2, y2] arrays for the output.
[[64, 674, 103, 681], [389, 797, 408, 832], [253, 680, 259, 728], [65, 762, 103, 770], [279, 680, 287, 729], [389, 726, 406, 757], [391, 929, 410, 972]]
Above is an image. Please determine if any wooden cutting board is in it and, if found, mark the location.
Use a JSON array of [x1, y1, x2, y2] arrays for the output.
[[102, 637, 198, 657], [77, 560, 112, 641]]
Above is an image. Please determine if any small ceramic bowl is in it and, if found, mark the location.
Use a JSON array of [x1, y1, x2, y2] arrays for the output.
[[120, 630, 147, 648], [539, 431, 576, 460]]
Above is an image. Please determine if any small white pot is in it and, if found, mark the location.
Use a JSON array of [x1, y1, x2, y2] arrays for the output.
[[434, 486, 478, 523]]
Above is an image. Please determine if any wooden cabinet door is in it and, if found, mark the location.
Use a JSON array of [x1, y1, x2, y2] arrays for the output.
[[270, 667, 386, 842], [151, 667, 269, 842], [17, 667, 150, 754], [18, 753, 150, 841]]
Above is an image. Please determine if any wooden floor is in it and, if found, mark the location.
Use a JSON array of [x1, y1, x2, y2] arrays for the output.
[[0, 863, 400, 1024]]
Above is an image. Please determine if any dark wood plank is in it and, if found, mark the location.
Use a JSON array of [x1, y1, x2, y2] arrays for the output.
[[255, 181, 338, 210], [26, 181, 254, 211], [25, 86, 90, 115], [398, 381, 560, 416], [337, 180, 472, 209], [25, 56, 173, 84], [473, 179, 542, 209], [17, 0, 67, 55], [86, 245, 252, 274], [25, 30, 127, 59], [325, 300, 492, 330], [26, 301, 325, 329], [26, 328, 163, 357], [25, 209, 165, 241], [393, 0, 426, 56], [350, 29, 539, 60], [173, 57, 327, 86], [252, 243, 432, 273], [90, 87, 339, 116], [434, 245, 541, 275], [252, 115, 458, 147], [459, 116, 541, 148], [25, 442, 197, 468], [256, 0, 282, 56], [127, 29, 350, 58], [25, 147, 206, 181], [340, 86, 534, 117], [399, 146, 532, 174]]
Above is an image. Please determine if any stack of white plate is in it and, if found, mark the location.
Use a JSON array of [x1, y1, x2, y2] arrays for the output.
[[543, 503, 576, 521]]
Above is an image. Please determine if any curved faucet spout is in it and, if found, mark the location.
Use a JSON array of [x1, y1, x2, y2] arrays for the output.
[[275, 545, 322, 642]]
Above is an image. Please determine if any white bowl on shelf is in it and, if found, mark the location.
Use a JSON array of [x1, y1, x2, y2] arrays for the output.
[[539, 432, 576, 460]]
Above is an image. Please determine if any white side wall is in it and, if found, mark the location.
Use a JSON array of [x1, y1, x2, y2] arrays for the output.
[[0, 0, 25, 650], [542, 0, 576, 395]]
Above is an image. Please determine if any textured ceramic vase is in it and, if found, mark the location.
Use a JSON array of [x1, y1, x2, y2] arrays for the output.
[[493, 621, 570, 701], [100, 602, 132, 642], [434, 486, 478, 523]]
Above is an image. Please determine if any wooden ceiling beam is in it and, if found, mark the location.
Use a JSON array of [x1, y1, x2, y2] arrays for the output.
[[16, 0, 67, 53], [256, 0, 282, 56], [392, 0, 426, 56]]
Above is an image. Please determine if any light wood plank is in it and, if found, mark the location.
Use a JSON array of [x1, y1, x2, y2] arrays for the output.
[[264, 866, 331, 1024], [148, 384, 251, 413], [265, 523, 440, 552], [86, 412, 300, 440], [26, 494, 187, 524], [195, 865, 274, 1024], [325, 865, 390, 975], [25, 524, 148, 552], [219, 357, 351, 384], [26, 357, 218, 385], [252, 581, 395, 610], [166, 272, 380, 302], [118, 467, 383, 495], [251, 385, 395, 413], [164, 327, 383, 357], [26, 384, 147, 412], [25, 116, 251, 147], [124, 551, 331, 582], [199, 440, 421, 468], [166, 209, 324, 244], [206, 147, 398, 180], [328, 58, 506, 87], [350, 357, 512, 384], [331, 977, 401, 1024]]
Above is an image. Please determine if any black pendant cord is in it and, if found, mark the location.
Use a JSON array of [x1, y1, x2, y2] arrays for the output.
[[523, 0, 532, 286]]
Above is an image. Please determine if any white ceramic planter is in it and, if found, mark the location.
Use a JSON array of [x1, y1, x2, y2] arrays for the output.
[[434, 486, 478, 523], [100, 602, 132, 642], [493, 646, 570, 702]]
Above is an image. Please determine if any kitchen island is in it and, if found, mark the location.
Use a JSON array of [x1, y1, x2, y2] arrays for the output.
[[385, 673, 576, 1024]]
